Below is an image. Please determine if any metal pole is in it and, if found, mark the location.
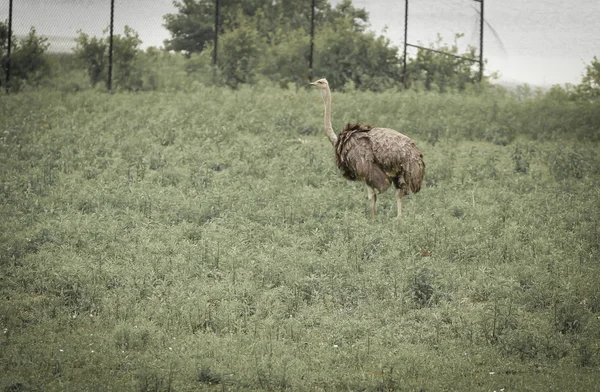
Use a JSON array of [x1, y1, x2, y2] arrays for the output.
[[479, 0, 484, 82], [402, 0, 408, 88], [309, 0, 315, 80], [5, 0, 13, 91], [213, 0, 219, 65], [107, 0, 114, 90]]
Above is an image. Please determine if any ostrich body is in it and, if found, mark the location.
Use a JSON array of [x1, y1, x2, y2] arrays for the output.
[[310, 78, 425, 219]]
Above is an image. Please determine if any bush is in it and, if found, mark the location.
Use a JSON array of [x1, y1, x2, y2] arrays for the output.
[[73, 26, 145, 90], [0, 23, 51, 91], [217, 11, 265, 88], [262, 29, 311, 88], [313, 17, 402, 91], [73, 31, 107, 87], [574, 56, 600, 101], [404, 34, 488, 92], [163, 0, 404, 91]]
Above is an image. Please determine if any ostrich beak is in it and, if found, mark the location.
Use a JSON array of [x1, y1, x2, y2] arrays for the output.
[[309, 82, 316, 86]]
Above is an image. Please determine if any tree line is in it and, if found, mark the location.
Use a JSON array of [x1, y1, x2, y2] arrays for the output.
[[0, 0, 598, 99]]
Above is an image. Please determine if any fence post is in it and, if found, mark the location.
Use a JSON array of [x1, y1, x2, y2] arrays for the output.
[[479, 0, 484, 82], [402, 0, 408, 88], [213, 0, 219, 65], [5, 0, 13, 91], [107, 0, 115, 91], [309, 0, 315, 80]]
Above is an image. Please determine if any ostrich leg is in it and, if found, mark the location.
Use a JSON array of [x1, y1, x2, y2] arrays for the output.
[[395, 189, 405, 218], [367, 187, 377, 220]]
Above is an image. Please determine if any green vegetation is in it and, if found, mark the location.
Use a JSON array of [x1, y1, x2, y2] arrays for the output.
[[405, 33, 483, 92], [0, 22, 51, 92], [574, 55, 600, 100], [1, 82, 599, 390], [163, 0, 480, 90], [4, 0, 600, 96], [73, 26, 145, 90], [1, 1, 599, 389]]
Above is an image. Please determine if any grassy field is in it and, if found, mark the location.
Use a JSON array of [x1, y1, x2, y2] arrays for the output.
[[1, 84, 599, 391]]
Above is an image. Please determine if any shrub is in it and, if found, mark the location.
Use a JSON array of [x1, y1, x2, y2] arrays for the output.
[[0, 23, 51, 91], [574, 56, 600, 101], [313, 17, 402, 91], [73, 26, 145, 90], [73, 31, 107, 87], [217, 11, 265, 88], [404, 34, 489, 92], [163, 0, 403, 91]]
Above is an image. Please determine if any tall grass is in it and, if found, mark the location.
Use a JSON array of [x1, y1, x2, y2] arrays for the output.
[[1, 85, 599, 391]]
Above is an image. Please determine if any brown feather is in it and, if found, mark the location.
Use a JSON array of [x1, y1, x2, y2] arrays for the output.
[[334, 123, 424, 194], [311, 78, 424, 218], [335, 123, 391, 192]]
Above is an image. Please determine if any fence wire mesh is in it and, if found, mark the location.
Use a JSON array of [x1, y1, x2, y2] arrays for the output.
[[2, 0, 486, 90], [1, 1, 486, 55], [0, 0, 176, 53]]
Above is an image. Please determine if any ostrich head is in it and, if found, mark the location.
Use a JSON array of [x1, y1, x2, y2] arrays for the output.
[[310, 78, 331, 104], [310, 78, 329, 91]]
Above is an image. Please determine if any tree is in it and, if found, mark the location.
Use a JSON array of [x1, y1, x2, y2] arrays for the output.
[[163, 0, 333, 55], [313, 17, 401, 91], [324, 0, 369, 32], [404, 34, 483, 92], [261, 28, 311, 87], [74, 26, 143, 89], [574, 56, 600, 100], [0, 23, 50, 91], [73, 31, 107, 86], [163, 0, 216, 53], [166, 0, 490, 92], [166, 0, 403, 90], [111, 26, 143, 88], [217, 10, 265, 88]]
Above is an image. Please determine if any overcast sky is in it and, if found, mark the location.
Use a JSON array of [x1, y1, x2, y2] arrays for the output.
[[335, 0, 600, 86]]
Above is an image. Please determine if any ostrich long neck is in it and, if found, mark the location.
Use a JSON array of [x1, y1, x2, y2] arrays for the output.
[[321, 88, 338, 145]]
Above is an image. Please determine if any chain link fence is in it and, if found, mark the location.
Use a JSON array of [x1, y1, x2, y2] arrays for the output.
[[1, 0, 176, 90], [2, 0, 487, 91], [1, 0, 175, 53]]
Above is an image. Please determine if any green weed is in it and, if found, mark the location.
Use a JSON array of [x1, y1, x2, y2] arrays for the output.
[[0, 86, 599, 391]]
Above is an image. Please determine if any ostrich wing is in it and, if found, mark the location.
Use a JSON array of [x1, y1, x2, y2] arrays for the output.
[[368, 128, 425, 193], [335, 124, 391, 192]]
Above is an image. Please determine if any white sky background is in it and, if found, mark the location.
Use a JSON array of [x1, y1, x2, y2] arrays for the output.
[[0, 0, 176, 52], [332, 0, 600, 86], [1, 0, 598, 86]]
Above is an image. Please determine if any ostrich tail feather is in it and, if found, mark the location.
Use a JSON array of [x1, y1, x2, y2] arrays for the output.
[[404, 155, 425, 193]]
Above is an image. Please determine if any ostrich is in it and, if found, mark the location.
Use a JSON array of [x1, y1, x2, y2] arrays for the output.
[[310, 78, 425, 219]]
